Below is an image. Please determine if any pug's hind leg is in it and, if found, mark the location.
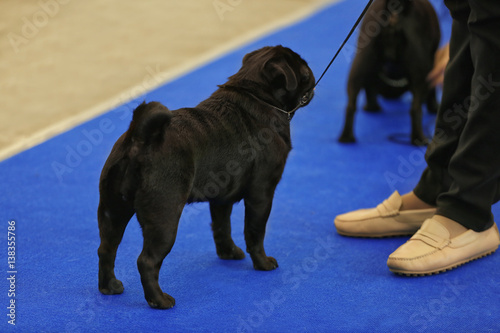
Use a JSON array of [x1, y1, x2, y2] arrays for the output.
[[210, 202, 245, 260], [243, 196, 278, 271], [97, 197, 134, 295], [136, 198, 183, 309]]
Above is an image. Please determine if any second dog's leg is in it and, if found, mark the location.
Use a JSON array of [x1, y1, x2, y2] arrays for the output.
[[426, 87, 439, 114], [363, 85, 381, 112], [210, 202, 245, 260], [339, 82, 362, 143], [410, 85, 429, 146]]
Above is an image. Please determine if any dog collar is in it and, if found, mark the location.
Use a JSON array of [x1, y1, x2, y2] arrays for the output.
[[244, 90, 313, 121], [378, 72, 409, 88], [220, 84, 312, 121]]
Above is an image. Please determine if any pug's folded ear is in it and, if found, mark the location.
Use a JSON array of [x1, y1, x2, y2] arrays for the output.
[[263, 59, 298, 92]]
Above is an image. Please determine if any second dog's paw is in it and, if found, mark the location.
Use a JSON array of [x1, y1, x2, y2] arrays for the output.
[[363, 104, 381, 112], [338, 134, 356, 143], [411, 136, 430, 146]]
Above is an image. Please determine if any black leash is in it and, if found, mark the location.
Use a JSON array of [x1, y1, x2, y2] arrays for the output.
[[237, 0, 375, 121], [313, 0, 374, 89], [281, 0, 375, 120]]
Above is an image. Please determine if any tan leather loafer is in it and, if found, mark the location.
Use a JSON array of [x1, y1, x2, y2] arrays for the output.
[[387, 218, 500, 276], [334, 191, 436, 237]]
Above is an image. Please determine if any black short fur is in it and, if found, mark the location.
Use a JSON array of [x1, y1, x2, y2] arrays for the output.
[[339, 0, 440, 145], [97, 46, 315, 309]]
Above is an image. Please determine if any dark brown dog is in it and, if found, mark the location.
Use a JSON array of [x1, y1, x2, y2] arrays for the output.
[[97, 46, 315, 309], [339, 0, 440, 145]]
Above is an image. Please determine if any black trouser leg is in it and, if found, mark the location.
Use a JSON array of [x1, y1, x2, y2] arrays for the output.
[[413, 1, 473, 205], [437, 0, 500, 231], [414, 0, 500, 231]]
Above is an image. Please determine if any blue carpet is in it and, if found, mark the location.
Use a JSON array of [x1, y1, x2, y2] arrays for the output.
[[1, 1, 498, 332]]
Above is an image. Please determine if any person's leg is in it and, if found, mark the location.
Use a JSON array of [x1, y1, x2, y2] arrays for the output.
[[435, 0, 500, 232], [333, 1, 470, 237], [412, 0, 473, 208], [333, 0, 496, 239], [387, 0, 500, 275]]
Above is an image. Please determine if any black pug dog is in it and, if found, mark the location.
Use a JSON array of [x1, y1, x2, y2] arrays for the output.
[[339, 0, 440, 145], [97, 45, 315, 309]]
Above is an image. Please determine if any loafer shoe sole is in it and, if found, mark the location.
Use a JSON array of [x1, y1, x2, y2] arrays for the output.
[[389, 248, 497, 276], [387, 219, 500, 276]]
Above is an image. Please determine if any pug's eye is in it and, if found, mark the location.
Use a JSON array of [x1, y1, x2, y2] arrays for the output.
[[301, 73, 310, 83]]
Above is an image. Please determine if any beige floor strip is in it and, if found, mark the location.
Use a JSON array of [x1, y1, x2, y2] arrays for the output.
[[0, 0, 338, 161]]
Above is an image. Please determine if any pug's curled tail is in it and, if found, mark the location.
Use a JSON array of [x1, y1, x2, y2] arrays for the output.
[[120, 101, 172, 200], [125, 101, 172, 146]]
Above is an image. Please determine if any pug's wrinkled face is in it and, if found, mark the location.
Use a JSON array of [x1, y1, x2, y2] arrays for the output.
[[233, 46, 315, 111]]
